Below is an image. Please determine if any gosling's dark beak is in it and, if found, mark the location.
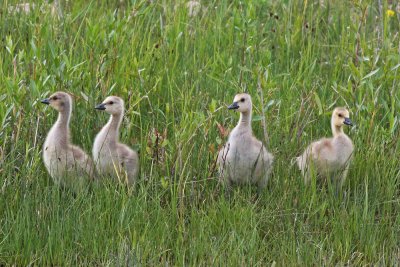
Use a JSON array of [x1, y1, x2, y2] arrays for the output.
[[95, 103, 106, 110], [41, 98, 50, 105], [344, 117, 353, 126], [228, 102, 239, 110]]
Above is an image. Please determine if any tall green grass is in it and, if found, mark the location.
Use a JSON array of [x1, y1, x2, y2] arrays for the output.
[[0, 0, 399, 265]]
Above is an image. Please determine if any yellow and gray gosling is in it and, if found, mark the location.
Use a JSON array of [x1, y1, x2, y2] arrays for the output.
[[217, 93, 274, 192], [93, 96, 139, 186], [296, 107, 354, 186], [41, 91, 95, 187]]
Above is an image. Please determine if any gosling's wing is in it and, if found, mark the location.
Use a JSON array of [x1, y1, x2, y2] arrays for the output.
[[217, 143, 230, 169], [116, 143, 138, 162], [70, 145, 95, 178], [296, 138, 332, 170], [296, 145, 312, 172], [250, 143, 273, 184], [310, 138, 338, 167], [248, 137, 273, 166], [116, 143, 139, 183]]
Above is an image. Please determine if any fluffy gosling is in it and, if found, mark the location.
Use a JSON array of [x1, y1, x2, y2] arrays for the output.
[[93, 96, 139, 185], [41, 92, 95, 187], [296, 107, 354, 186], [217, 93, 274, 192]]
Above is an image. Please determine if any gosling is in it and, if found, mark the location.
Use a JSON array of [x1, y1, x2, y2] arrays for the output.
[[217, 93, 274, 192], [296, 107, 354, 186], [93, 96, 139, 185], [41, 92, 95, 187]]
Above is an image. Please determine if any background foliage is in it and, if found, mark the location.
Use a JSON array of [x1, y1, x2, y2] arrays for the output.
[[0, 0, 399, 265]]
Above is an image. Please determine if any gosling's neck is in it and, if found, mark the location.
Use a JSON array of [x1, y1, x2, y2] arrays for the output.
[[237, 110, 252, 132], [331, 122, 344, 137], [53, 104, 71, 146], [103, 111, 123, 145]]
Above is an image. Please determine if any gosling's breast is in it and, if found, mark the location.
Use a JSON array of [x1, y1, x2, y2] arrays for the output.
[[334, 135, 353, 162]]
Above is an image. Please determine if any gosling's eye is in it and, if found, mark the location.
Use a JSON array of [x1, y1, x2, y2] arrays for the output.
[[109, 101, 114, 105], [240, 98, 245, 102], [52, 96, 58, 100], [338, 114, 343, 118]]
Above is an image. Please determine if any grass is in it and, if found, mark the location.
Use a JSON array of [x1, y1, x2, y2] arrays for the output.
[[0, 0, 399, 265]]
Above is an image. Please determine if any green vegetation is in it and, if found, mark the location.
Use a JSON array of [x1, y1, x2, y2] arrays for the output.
[[0, 0, 399, 265]]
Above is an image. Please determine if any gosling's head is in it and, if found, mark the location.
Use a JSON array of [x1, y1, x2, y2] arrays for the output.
[[332, 107, 353, 127], [95, 96, 124, 115], [228, 93, 252, 113], [41, 91, 72, 112]]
